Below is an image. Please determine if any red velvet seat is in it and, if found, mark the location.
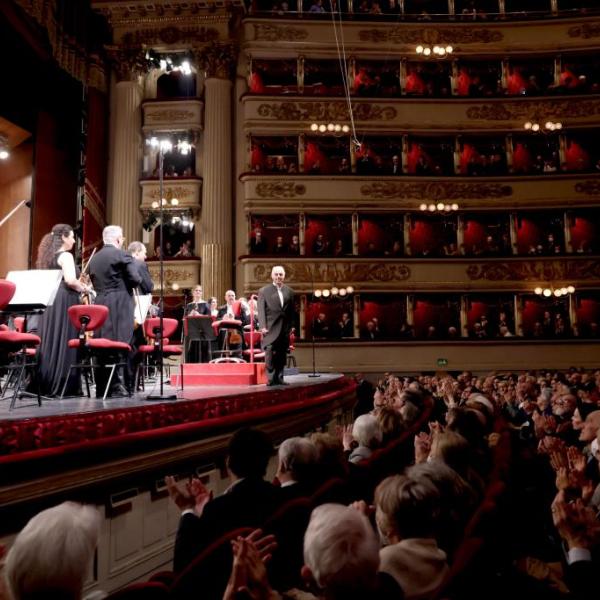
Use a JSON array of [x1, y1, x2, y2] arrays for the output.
[[0, 280, 42, 410], [242, 330, 265, 361], [62, 304, 132, 400], [135, 317, 182, 389]]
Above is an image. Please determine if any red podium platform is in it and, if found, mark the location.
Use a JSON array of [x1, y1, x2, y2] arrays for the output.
[[171, 362, 268, 386]]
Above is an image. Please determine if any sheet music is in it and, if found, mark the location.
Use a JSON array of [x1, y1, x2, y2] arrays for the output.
[[134, 293, 153, 323], [6, 270, 62, 307]]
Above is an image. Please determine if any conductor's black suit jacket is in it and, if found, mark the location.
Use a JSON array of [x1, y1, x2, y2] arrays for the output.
[[257, 283, 295, 347]]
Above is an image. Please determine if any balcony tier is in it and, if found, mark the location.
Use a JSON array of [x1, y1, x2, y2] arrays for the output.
[[140, 177, 202, 212], [142, 99, 203, 134], [147, 259, 201, 293], [239, 255, 600, 293], [240, 173, 600, 211], [242, 95, 600, 133]]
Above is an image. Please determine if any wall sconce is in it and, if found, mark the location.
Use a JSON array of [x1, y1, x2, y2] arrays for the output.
[[534, 285, 575, 297], [314, 285, 354, 298]]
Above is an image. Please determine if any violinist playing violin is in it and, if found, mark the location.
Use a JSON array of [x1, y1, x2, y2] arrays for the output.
[[35, 224, 93, 397]]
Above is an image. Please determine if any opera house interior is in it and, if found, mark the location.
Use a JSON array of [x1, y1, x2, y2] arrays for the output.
[[0, 0, 599, 598]]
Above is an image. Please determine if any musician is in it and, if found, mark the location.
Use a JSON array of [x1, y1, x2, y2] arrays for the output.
[[185, 285, 210, 317], [36, 224, 91, 397], [128, 241, 154, 295], [216, 290, 248, 356], [88, 225, 141, 397], [258, 265, 296, 386], [184, 285, 211, 363]]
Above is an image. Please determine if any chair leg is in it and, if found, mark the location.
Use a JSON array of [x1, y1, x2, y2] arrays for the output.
[[83, 366, 91, 398], [9, 362, 26, 411], [59, 365, 76, 400], [103, 364, 117, 401]]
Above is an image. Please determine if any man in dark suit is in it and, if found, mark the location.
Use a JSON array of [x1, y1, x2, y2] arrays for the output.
[[89, 226, 142, 397], [128, 241, 154, 295], [258, 265, 296, 386], [167, 427, 281, 573]]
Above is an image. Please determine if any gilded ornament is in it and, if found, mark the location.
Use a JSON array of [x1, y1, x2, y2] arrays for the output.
[[255, 182, 306, 198], [466, 99, 600, 121], [105, 44, 147, 82], [360, 181, 512, 200], [146, 109, 197, 122], [358, 27, 503, 45], [257, 102, 396, 121], [466, 260, 600, 281], [121, 26, 220, 46], [195, 42, 237, 80], [253, 262, 410, 283], [575, 180, 600, 196], [253, 24, 309, 42], [147, 186, 194, 200], [568, 23, 600, 39]]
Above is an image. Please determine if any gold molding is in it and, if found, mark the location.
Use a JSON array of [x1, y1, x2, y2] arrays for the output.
[[574, 180, 600, 196], [358, 27, 503, 45], [568, 23, 600, 39], [105, 44, 147, 82], [253, 23, 309, 42], [466, 98, 600, 121], [195, 42, 237, 80], [121, 25, 220, 47], [253, 262, 411, 283], [360, 181, 513, 201], [255, 182, 306, 198], [257, 101, 397, 121], [466, 260, 600, 281]]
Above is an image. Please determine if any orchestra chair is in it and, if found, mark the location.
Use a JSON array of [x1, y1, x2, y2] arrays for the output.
[[286, 329, 297, 368], [136, 317, 182, 390], [243, 329, 265, 362], [61, 304, 131, 401], [211, 300, 244, 363], [0, 279, 42, 410]]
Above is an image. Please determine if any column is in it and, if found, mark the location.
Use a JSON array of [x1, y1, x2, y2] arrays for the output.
[[299, 213, 306, 256], [457, 214, 465, 255], [197, 44, 236, 301], [353, 294, 360, 338], [506, 134, 514, 173], [564, 211, 573, 253], [298, 56, 305, 94], [404, 213, 412, 255], [568, 294, 578, 337], [450, 60, 459, 96], [352, 212, 359, 255], [300, 294, 307, 339], [399, 59, 407, 96], [107, 49, 145, 244], [514, 294, 523, 337], [460, 295, 469, 338], [509, 212, 518, 255]]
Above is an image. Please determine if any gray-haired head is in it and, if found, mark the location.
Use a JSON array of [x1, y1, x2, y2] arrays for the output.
[[103, 225, 124, 247], [277, 436, 317, 482]]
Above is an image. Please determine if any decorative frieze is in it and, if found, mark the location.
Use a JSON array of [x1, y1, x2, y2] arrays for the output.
[[466, 260, 600, 282], [140, 179, 202, 212], [257, 101, 397, 122], [358, 27, 503, 45], [568, 23, 600, 39], [121, 26, 220, 47], [466, 98, 600, 121], [255, 182, 306, 198], [575, 180, 600, 196], [195, 42, 237, 80], [105, 45, 147, 82], [147, 259, 201, 293], [360, 182, 513, 201], [142, 100, 204, 132], [253, 23, 309, 42]]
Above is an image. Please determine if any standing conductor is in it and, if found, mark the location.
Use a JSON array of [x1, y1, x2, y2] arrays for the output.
[[258, 265, 295, 386]]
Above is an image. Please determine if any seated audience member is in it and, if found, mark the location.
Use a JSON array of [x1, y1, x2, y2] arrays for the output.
[[362, 318, 381, 340], [376, 405, 406, 446], [332, 239, 345, 257], [390, 154, 402, 175], [288, 234, 300, 254], [339, 312, 353, 337], [174, 240, 193, 258], [167, 427, 281, 572], [310, 432, 349, 481], [251, 230, 268, 254], [275, 436, 318, 500], [375, 475, 449, 599], [313, 312, 331, 338], [385, 239, 403, 257], [312, 233, 328, 255], [344, 413, 383, 463], [272, 235, 288, 254], [338, 157, 350, 173], [4, 502, 101, 600]]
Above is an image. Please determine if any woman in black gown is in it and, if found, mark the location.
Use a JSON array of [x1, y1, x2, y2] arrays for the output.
[[36, 224, 91, 396]]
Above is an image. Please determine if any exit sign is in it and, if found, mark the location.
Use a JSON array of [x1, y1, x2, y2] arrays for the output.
[[437, 358, 448, 367]]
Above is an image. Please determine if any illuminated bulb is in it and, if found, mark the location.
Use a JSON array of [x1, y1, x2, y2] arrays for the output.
[[346, 286, 354, 294], [161, 199, 167, 206], [322, 289, 330, 298], [444, 204, 451, 211], [151, 201, 159, 209], [342, 125, 350, 133], [567, 285, 575, 294], [545, 122, 553, 130], [560, 287, 568, 295], [433, 46, 440, 54], [334, 124, 342, 132], [178, 141, 191, 155], [419, 203, 428, 211], [428, 204, 436, 212], [180, 60, 191, 75], [170, 198, 179, 206], [159, 59, 167, 71], [314, 289, 322, 298], [0, 150, 8, 160], [451, 203, 459, 211], [171, 216, 180, 224], [171, 283, 180, 291], [555, 122, 562, 130], [436, 202, 444, 210], [149, 136, 159, 147], [439, 48, 446, 56], [423, 48, 431, 56], [446, 46, 453, 54], [554, 289, 562, 297], [339, 288, 347, 296], [534, 287, 543, 295], [331, 287, 339, 296], [543, 288, 552, 297], [524, 122, 532, 130], [532, 123, 540, 132], [310, 123, 319, 131], [318, 124, 327, 133], [327, 123, 335, 132], [416, 45, 424, 54]]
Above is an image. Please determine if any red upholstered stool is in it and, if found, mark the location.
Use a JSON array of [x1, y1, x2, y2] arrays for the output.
[[136, 317, 182, 389], [0, 280, 42, 410], [211, 300, 245, 363], [62, 304, 132, 400], [243, 330, 265, 362]]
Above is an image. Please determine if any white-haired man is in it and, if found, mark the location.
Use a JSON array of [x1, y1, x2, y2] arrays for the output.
[[276, 436, 318, 501], [88, 225, 141, 396], [4, 501, 101, 600], [258, 265, 296, 386]]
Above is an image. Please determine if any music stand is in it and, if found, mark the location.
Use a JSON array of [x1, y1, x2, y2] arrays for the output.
[[184, 315, 216, 363]]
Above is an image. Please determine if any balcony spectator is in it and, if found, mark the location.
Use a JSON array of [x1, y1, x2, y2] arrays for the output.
[[174, 240, 194, 258], [390, 154, 401, 175], [289, 234, 300, 254], [309, 0, 325, 12], [385, 239, 403, 257], [339, 157, 350, 174], [251, 230, 268, 254], [312, 233, 328, 255], [272, 235, 288, 254], [339, 312, 353, 338], [313, 312, 331, 339], [362, 318, 381, 340], [288, 162, 298, 173], [443, 242, 459, 257]]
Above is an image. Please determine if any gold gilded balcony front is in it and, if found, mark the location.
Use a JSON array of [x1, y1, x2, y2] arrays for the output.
[[244, 16, 600, 56], [147, 259, 201, 294], [243, 95, 600, 133], [239, 256, 600, 294], [140, 177, 202, 213], [142, 100, 203, 134], [241, 173, 600, 212]]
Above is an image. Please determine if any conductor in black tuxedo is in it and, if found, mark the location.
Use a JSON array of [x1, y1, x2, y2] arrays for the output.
[[258, 265, 296, 386], [88, 225, 141, 396]]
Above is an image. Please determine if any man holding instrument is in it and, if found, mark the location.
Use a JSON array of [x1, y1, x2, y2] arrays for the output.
[[88, 225, 141, 397]]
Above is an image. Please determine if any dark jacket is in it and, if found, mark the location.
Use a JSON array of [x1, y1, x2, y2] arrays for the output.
[[257, 283, 295, 347]]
